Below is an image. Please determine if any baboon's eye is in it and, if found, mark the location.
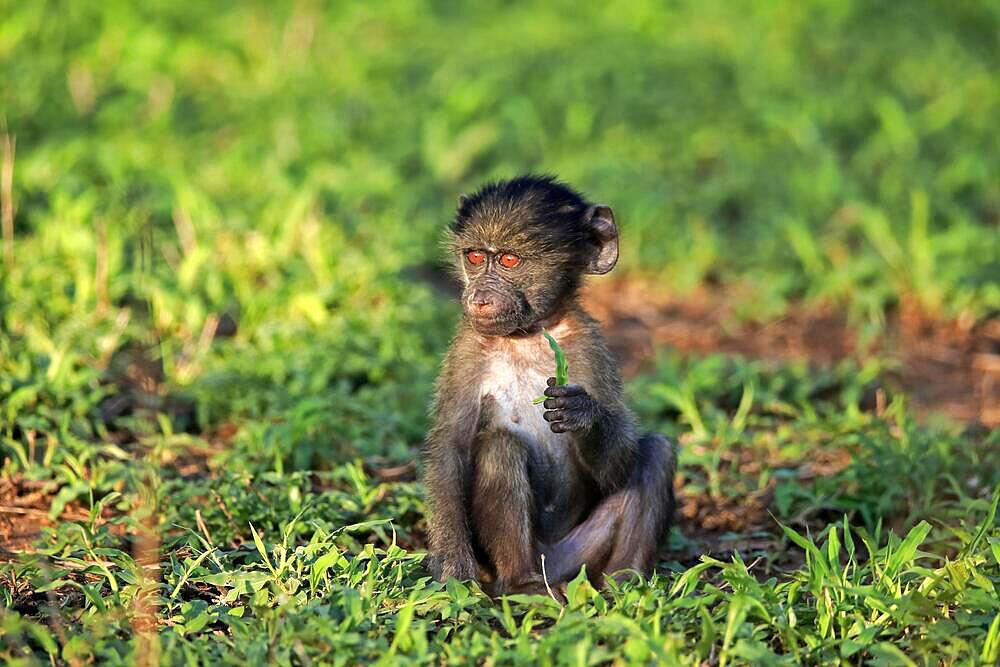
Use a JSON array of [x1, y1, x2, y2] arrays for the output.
[[499, 253, 521, 269], [466, 250, 487, 265]]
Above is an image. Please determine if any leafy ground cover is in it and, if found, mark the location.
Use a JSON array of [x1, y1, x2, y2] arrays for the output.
[[1, 0, 999, 664]]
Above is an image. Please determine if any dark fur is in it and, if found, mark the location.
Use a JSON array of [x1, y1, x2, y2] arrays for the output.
[[424, 175, 677, 594]]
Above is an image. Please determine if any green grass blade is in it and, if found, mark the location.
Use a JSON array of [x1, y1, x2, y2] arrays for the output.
[[885, 520, 931, 576], [982, 611, 1000, 664], [533, 328, 570, 404], [542, 329, 569, 386]]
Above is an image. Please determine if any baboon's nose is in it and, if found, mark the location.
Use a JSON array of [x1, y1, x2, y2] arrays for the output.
[[469, 290, 498, 317]]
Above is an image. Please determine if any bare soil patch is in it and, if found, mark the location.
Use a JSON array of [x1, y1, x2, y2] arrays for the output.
[[0, 475, 89, 560], [584, 279, 1000, 426]]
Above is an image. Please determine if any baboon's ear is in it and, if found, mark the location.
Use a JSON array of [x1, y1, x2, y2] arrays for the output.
[[583, 205, 619, 275], [457, 193, 469, 208]]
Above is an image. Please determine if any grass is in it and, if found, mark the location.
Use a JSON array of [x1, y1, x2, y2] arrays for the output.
[[1, 0, 999, 664]]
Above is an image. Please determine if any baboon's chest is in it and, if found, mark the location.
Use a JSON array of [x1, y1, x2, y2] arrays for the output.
[[477, 341, 572, 463], [476, 333, 590, 539]]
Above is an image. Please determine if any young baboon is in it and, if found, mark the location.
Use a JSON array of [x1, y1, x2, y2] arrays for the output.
[[423, 175, 676, 594]]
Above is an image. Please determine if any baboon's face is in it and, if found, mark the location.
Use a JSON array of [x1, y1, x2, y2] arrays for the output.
[[448, 177, 619, 337], [452, 233, 576, 336]]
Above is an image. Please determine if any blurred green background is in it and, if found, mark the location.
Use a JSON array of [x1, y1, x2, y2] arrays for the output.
[[2, 1, 999, 663], [5, 0, 999, 323]]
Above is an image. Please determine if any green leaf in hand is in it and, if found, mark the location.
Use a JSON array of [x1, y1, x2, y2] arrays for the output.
[[533, 329, 569, 404]]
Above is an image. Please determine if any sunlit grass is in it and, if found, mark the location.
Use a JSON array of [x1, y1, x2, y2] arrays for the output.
[[1, 0, 998, 664]]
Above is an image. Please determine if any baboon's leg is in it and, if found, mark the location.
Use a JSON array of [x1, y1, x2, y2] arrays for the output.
[[602, 433, 676, 576], [542, 434, 676, 584], [471, 429, 537, 590]]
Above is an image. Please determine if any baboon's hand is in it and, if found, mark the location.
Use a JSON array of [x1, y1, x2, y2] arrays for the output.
[[542, 377, 600, 434]]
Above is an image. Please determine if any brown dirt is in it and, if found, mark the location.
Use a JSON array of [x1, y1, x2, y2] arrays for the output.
[[0, 475, 91, 560], [582, 278, 1000, 566], [584, 279, 1000, 427]]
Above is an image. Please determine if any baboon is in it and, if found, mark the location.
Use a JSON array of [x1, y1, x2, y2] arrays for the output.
[[424, 175, 676, 595]]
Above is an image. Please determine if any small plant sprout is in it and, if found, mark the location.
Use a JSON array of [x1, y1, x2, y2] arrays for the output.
[[533, 328, 568, 404]]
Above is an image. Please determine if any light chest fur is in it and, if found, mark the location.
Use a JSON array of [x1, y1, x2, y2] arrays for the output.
[[477, 331, 573, 462]]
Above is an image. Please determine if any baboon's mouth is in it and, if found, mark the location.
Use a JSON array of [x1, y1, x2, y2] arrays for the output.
[[468, 313, 529, 336]]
